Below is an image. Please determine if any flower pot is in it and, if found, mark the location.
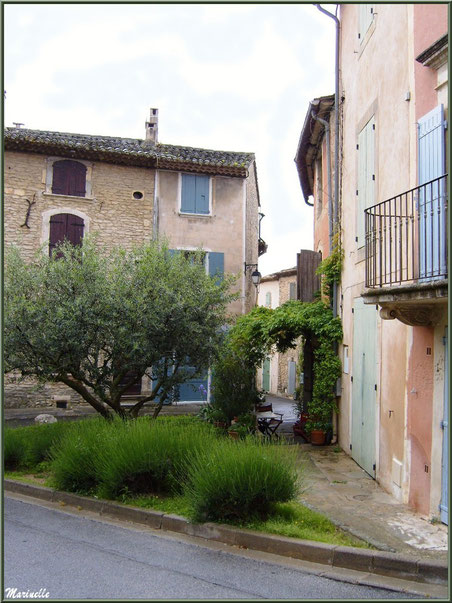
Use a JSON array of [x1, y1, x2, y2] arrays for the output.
[[310, 429, 326, 446], [228, 430, 239, 440]]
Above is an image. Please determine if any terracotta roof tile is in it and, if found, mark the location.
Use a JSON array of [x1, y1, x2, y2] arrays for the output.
[[4, 127, 254, 176]]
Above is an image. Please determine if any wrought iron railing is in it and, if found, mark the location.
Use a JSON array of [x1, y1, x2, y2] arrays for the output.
[[365, 175, 448, 288]]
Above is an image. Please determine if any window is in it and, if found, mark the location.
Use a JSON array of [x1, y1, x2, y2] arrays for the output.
[[289, 282, 297, 300], [356, 116, 375, 246], [49, 213, 84, 256], [265, 292, 272, 308], [181, 173, 210, 214], [358, 4, 374, 42], [52, 160, 87, 197]]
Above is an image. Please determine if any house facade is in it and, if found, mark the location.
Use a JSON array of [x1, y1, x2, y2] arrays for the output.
[[295, 4, 448, 522], [256, 267, 300, 398], [4, 109, 263, 407]]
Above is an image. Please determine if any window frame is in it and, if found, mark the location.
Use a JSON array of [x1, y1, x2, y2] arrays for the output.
[[45, 157, 94, 199], [41, 207, 90, 249]]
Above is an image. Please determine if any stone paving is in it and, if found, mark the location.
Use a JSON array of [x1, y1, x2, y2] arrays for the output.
[[266, 394, 448, 561]]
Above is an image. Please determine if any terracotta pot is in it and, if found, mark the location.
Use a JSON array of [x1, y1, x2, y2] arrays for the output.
[[310, 429, 326, 446]]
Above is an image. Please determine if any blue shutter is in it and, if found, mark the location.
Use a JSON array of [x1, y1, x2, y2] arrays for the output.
[[418, 105, 447, 279], [181, 174, 196, 213], [195, 175, 210, 214], [208, 252, 224, 284]]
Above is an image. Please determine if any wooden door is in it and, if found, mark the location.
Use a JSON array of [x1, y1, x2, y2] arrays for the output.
[[351, 298, 378, 478]]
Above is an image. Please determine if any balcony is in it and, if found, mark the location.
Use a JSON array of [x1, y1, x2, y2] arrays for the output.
[[363, 175, 448, 326]]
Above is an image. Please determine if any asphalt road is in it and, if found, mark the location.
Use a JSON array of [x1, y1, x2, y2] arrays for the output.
[[4, 496, 417, 600]]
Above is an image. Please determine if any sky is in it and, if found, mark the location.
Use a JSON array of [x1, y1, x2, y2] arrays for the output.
[[4, 1, 336, 277]]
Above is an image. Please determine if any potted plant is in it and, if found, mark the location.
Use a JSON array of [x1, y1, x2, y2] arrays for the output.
[[228, 413, 256, 439]]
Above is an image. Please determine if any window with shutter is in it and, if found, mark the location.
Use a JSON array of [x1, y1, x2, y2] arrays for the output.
[[181, 174, 210, 214], [52, 160, 87, 197], [49, 213, 84, 256], [356, 116, 375, 247]]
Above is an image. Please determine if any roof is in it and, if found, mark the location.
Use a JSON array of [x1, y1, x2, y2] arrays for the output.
[[294, 94, 335, 203], [261, 266, 297, 283], [4, 127, 255, 177]]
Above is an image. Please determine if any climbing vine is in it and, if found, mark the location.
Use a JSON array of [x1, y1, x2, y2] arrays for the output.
[[316, 232, 343, 303], [228, 300, 342, 432]]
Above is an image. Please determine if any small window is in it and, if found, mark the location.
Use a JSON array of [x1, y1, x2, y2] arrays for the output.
[[265, 292, 272, 308], [49, 213, 84, 256], [181, 174, 210, 214], [358, 4, 374, 42], [289, 282, 297, 300], [52, 160, 87, 197]]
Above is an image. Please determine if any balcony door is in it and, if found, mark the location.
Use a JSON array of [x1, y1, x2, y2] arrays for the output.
[[417, 104, 447, 280]]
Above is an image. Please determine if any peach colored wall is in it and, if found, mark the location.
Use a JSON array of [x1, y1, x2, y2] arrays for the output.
[[314, 138, 330, 257], [407, 327, 434, 514], [378, 319, 407, 498]]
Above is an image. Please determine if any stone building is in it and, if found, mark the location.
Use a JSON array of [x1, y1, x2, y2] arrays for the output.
[[4, 108, 263, 407], [256, 267, 301, 398]]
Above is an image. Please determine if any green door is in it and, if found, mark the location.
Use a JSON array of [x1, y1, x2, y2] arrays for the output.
[[262, 358, 271, 392], [351, 298, 378, 478]]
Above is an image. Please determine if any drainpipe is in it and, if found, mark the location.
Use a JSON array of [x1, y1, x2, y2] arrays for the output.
[[315, 5, 341, 446], [311, 111, 333, 256], [315, 3, 340, 318]]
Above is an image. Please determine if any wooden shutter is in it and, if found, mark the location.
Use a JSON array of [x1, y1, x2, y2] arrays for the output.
[[181, 174, 196, 213], [208, 252, 224, 284], [49, 213, 84, 256], [195, 175, 209, 214], [265, 292, 271, 308], [356, 117, 375, 246], [418, 104, 447, 278], [52, 160, 86, 197], [289, 282, 296, 300], [181, 174, 209, 214]]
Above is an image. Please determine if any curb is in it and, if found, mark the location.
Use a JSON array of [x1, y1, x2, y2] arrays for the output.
[[5, 479, 448, 589]]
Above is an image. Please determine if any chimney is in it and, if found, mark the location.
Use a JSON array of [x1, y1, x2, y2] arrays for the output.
[[145, 108, 158, 144]]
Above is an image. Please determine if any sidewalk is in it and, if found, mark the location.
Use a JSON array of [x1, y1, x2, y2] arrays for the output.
[[266, 394, 448, 562]]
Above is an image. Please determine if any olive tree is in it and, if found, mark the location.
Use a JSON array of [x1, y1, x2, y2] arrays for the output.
[[4, 237, 236, 419]]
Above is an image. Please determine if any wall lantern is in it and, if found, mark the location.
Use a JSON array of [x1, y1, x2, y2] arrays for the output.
[[244, 262, 261, 287]]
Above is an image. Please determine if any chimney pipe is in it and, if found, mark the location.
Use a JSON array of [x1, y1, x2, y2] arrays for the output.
[[145, 108, 158, 144]]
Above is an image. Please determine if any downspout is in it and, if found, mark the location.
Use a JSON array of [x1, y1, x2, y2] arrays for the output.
[[315, 4, 341, 445], [153, 161, 159, 239], [315, 3, 340, 318], [311, 111, 333, 255]]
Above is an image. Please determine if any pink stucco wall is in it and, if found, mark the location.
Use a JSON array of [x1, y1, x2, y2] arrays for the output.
[[414, 4, 448, 120], [407, 327, 434, 514]]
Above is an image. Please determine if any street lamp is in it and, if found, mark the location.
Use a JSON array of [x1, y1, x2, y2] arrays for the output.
[[244, 262, 261, 287]]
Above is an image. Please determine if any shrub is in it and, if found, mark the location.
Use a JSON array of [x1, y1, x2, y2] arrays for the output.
[[49, 417, 113, 494], [96, 418, 217, 500], [4, 427, 27, 470], [4, 421, 73, 471], [210, 347, 261, 422], [22, 421, 74, 468], [185, 439, 298, 522]]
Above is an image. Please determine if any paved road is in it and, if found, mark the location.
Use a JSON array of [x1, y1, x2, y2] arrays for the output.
[[4, 496, 419, 600]]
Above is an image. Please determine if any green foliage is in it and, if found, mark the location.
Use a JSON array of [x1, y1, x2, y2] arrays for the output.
[[185, 439, 298, 522], [49, 418, 113, 494], [4, 427, 26, 470], [95, 418, 217, 499], [228, 300, 342, 433], [4, 421, 73, 471], [5, 237, 237, 419], [210, 344, 262, 423], [315, 234, 343, 303]]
